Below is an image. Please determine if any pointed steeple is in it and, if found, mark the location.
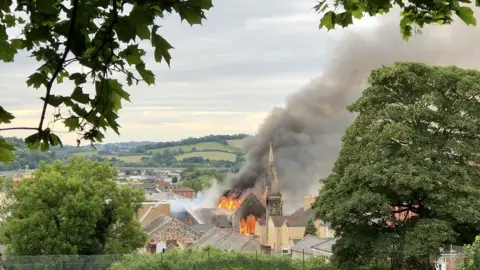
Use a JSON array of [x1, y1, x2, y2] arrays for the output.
[[266, 142, 280, 195]]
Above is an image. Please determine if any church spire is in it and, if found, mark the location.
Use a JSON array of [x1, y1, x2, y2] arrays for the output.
[[266, 142, 280, 195]]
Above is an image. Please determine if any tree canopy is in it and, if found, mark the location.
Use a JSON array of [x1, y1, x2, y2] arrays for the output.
[[315, 0, 479, 40], [0, 156, 147, 255], [0, 0, 213, 161], [314, 62, 480, 269]]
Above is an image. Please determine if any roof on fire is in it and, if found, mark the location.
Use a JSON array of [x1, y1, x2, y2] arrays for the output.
[[191, 227, 261, 252]]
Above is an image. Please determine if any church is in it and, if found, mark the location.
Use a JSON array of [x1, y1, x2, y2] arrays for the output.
[[253, 143, 329, 252]]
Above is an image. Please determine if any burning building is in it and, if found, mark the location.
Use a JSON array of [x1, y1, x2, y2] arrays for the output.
[[214, 142, 284, 236]]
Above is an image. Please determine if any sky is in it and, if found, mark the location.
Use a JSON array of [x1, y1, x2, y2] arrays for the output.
[[0, 0, 379, 144]]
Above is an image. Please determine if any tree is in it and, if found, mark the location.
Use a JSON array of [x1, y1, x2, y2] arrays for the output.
[[172, 176, 178, 183], [0, 156, 147, 255], [314, 0, 479, 40], [458, 235, 480, 270], [304, 218, 318, 237], [0, 0, 213, 162], [314, 62, 480, 269]]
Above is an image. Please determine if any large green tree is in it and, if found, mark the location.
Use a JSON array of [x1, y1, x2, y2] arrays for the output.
[[314, 0, 479, 40], [0, 156, 146, 255], [314, 62, 480, 269], [0, 0, 213, 161]]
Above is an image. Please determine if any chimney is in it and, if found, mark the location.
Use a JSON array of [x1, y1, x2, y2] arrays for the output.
[[147, 239, 157, 254]]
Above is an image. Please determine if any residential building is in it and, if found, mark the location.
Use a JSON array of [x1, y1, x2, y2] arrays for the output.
[[170, 186, 195, 199], [143, 215, 201, 251], [191, 227, 261, 252], [291, 235, 337, 260], [137, 202, 171, 228]]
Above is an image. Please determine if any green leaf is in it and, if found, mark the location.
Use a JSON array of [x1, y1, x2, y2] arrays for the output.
[[0, 138, 15, 163], [136, 24, 150, 40], [135, 64, 155, 85], [36, 0, 58, 15], [0, 40, 15, 62], [174, 4, 205, 25], [48, 133, 62, 147], [4, 14, 15, 27], [151, 29, 173, 66], [64, 117, 79, 132], [352, 9, 363, 19], [26, 72, 49, 89], [313, 0, 327, 13], [69, 73, 87, 85], [192, 0, 214, 9], [0, 106, 14, 124], [108, 79, 130, 102], [114, 17, 137, 42], [10, 39, 24, 49], [40, 95, 64, 107], [121, 45, 145, 66], [336, 11, 354, 27], [25, 133, 41, 150], [71, 87, 90, 104], [319, 11, 336, 30], [456, 6, 477, 26]]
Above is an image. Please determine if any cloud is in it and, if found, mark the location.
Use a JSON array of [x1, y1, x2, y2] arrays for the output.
[[0, 0, 362, 144]]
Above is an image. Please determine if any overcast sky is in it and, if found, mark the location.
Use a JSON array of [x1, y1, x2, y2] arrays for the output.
[[0, 0, 379, 144]]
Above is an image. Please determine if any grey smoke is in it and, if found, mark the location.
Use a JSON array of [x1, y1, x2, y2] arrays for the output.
[[225, 6, 480, 210]]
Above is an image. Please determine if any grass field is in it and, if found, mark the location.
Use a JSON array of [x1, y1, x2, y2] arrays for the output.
[[176, 151, 237, 161], [227, 139, 244, 148], [147, 142, 240, 154], [103, 155, 147, 162]]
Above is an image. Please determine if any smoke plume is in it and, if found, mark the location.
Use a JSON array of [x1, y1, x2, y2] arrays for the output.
[[225, 7, 480, 210]]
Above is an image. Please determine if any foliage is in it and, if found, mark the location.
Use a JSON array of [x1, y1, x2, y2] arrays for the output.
[[178, 166, 223, 191], [0, 135, 246, 170], [457, 235, 480, 270], [0, 0, 214, 159], [110, 248, 334, 270], [0, 156, 147, 255], [314, 0, 479, 40], [0, 137, 56, 170], [304, 218, 318, 236], [314, 62, 480, 269], [172, 176, 178, 183]]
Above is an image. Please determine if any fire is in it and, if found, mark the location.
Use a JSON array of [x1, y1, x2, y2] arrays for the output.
[[217, 189, 245, 211], [217, 196, 240, 210], [240, 214, 257, 235]]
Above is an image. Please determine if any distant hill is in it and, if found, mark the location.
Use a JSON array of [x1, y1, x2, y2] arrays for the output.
[[0, 134, 250, 170]]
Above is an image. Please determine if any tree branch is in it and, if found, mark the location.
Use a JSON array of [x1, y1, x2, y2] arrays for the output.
[[0, 127, 39, 131], [38, 0, 80, 131]]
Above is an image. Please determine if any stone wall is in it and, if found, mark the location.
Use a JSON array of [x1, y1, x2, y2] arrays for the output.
[[149, 217, 201, 248]]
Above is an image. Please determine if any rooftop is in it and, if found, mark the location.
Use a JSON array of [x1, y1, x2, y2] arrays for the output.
[[191, 227, 261, 252]]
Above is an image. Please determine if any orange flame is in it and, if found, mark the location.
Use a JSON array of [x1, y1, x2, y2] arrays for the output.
[[240, 214, 258, 235], [217, 196, 241, 210]]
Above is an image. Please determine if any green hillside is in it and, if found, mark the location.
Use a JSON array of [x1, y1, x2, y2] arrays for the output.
[[1, 134, 249, 170]]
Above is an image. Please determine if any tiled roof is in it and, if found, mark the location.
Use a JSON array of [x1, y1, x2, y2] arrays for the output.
[[286, 207, 314, 227], [311, 238, 337, 254], [271, 216, 286, 227], [143, 215, 172, 233], [257, 218, 266, 226], [291, 235, 330, 255], [191, 227, 261, 252], [191, 224, 214, 235], [172, 187, 196, 192]]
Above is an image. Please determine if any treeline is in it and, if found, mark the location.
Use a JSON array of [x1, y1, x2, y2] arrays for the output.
[[0, 137, 56, 171], [110, 248, 337, 270], [131, 134, 249, 153]]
